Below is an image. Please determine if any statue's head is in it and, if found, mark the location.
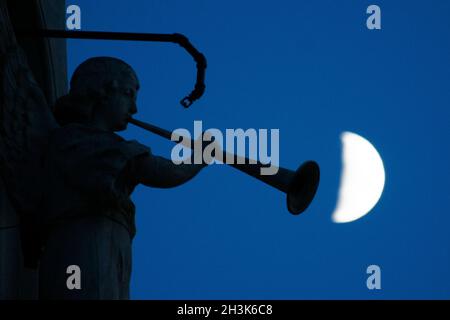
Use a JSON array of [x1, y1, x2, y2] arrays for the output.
[[54, 56, 140, 132]]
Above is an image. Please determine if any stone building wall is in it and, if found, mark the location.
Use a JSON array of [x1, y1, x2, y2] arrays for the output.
[[0, 0, 67, 299]]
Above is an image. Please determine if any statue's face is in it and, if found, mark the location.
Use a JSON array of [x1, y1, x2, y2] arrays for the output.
[[102, 73, 139, 132]]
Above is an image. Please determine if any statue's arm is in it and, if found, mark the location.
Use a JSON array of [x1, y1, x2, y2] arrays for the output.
[[134, 154, 206, 188]]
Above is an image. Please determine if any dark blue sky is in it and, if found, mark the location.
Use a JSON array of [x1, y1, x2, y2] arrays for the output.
[[67, 0, 450, 299]]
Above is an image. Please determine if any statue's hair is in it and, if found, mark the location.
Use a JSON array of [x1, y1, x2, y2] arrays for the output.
[[54, 57, 138, 126]]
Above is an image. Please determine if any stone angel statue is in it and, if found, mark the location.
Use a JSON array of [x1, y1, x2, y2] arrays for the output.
[[0, 4, 207, 299]]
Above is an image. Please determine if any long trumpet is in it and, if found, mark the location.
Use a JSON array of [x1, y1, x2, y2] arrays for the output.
[[129, 118, 320, 215]]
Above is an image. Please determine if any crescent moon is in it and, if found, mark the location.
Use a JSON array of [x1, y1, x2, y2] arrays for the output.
[[332, 131, 385, 223]]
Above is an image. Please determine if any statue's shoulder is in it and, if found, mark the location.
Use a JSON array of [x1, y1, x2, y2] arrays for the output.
[[49, 124, 124, 150], [47, 124, 149, 164]]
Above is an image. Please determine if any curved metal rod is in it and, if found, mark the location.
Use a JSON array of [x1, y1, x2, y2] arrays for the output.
[[16, 29, 207, 108]]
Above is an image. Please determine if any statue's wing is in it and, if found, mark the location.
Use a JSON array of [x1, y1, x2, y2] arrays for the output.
[[0, 4, 58, 218]]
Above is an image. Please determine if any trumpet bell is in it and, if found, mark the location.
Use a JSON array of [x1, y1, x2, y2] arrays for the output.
[[287, 161, 320, 215]]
